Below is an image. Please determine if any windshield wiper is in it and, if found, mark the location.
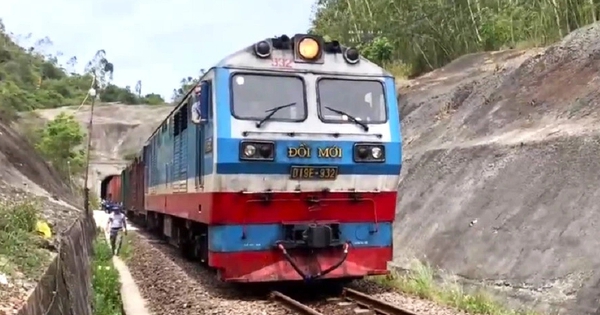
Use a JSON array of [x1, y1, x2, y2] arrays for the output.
[[255, 102, 297, 128], [324, 106, 369, 131]]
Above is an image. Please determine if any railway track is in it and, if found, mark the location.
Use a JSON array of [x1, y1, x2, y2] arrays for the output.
[[271, 287, 418, 315]]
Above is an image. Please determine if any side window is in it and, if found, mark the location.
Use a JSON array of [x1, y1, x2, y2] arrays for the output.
[[181, 101, 189, 131], [198, 81, 213, 120], [189, 80, 213, 124], [174, 97, 190, 137], [207, 81, 213, 119]]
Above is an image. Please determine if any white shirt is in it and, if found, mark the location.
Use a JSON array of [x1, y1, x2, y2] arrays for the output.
[[108, 212, 126, 229], [191, 100, 201, 124]]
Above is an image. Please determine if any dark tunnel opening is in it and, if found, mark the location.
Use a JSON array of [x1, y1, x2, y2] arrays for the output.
[[100, 175, 118, 200]]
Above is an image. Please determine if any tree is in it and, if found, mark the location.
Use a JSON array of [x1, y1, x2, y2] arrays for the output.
[[85, 49, 114, 91], [170, 69, 205, 102], [309, 0, 600, 77], [135, 80, 142, 97], [143, 93, 165, 105], [171, 76, 198, 102], [65, 56, 77, 74], [0, 24, 167, 119], [35, 112, 85, 179]]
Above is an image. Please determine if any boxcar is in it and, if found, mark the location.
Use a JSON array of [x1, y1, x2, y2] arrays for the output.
[[106, 175, 122, 203]]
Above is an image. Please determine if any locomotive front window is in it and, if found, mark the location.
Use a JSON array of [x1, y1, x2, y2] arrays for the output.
[[317, 79, 387, 124], [231, 74, 307, 121]]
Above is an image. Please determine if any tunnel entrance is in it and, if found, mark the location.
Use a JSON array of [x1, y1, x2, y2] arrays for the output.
[[100, 174, 119, 200]]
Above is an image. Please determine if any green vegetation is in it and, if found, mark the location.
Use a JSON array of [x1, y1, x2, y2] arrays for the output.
[[92, 233, 123, 315], [372, 260, 539, 315], [0, 19, 166, 122], [89, 190, 101, 211], [171, 70, 205, 102], [35, 112, 86, 180], [116, 233, 133, 262], [310, 0, 600, 77], [0, 200, 50, 279]]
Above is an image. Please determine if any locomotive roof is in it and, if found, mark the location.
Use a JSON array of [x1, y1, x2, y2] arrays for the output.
[[143, 35, 393, 149], [215, 36, 393, 77]]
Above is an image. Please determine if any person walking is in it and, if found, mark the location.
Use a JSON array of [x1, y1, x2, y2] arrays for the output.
[[106, 208, 128, 256]]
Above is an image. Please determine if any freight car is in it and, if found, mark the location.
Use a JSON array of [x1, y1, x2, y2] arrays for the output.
[[120, 158, 145, 214], [103, 174, 122, 204], [121, 34, 402, 283]]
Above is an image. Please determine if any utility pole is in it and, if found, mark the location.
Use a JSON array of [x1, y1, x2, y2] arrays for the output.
[[83, 80, 97, 216]]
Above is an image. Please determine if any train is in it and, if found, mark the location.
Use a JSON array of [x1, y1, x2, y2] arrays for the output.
[[115, 34, 402, 283]]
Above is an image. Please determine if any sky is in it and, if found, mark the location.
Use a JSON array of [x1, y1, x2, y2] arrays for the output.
[[0, 0, 315, 99]]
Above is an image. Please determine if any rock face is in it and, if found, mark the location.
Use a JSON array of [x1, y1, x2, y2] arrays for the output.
[[394, 23, 600, 314], [0, 119, 81, 232]]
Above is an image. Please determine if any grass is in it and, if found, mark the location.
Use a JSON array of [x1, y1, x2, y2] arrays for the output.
[[371, 259, 541, 315], [92, 232, 124, 315], [0, 199, 51, 279], [115, 232, 133, 261], [385, 60, 414, 80]]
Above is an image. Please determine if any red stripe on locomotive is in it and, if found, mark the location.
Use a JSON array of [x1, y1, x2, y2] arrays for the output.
[[145, 191, 396, 224], [210, 247, 391, 282]]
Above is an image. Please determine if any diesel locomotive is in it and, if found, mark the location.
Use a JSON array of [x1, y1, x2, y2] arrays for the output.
[[119, 34, 402, 282]]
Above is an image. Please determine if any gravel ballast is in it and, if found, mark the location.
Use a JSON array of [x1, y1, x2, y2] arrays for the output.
[[125, 232, 291, 315], [125, 230, 468, 315]]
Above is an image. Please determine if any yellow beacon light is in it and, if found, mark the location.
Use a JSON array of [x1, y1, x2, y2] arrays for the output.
[[298, 37, 320, 60]]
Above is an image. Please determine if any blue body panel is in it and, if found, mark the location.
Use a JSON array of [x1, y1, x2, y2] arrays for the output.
[[384, 77, 401, 144], [216, 139, 400, 175], [208, 222, 393, 252], [215, 68, 232, 140]]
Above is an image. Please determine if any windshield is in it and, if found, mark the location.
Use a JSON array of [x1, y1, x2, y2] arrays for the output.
[[318, 79, 387, 124], [231, 74, 307, 121]]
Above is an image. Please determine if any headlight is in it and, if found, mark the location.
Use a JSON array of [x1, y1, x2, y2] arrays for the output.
[[371, 147, 382, 159], [353, 143, 385, 163], [244, 144, 256, 157], [239, 140, 275, 161]]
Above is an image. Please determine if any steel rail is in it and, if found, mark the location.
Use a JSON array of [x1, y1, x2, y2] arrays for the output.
[[342, 288, 418, 315], [270, 291, 324, 315]]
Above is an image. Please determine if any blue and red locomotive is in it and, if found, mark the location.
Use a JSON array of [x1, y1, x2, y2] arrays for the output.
[[119, 34, 402, 282]]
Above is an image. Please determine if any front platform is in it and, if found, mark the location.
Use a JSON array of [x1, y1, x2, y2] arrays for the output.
[[209, 246, 391, 282]]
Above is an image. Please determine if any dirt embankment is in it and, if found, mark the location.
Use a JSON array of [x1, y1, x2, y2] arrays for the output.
[[0, 114, 89, 313], [0, 120, 81, 230], [394, 23, 600, 314], [34, 103, 172, 161]]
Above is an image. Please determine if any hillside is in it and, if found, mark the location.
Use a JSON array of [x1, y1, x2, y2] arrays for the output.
[[31, 103, 172, 190], [307, 2, 600, 313], [0, 21, 166, 122], [8, 1, 600, 313], [0, 23, 170, 312], [393, 23, 600, 315]]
